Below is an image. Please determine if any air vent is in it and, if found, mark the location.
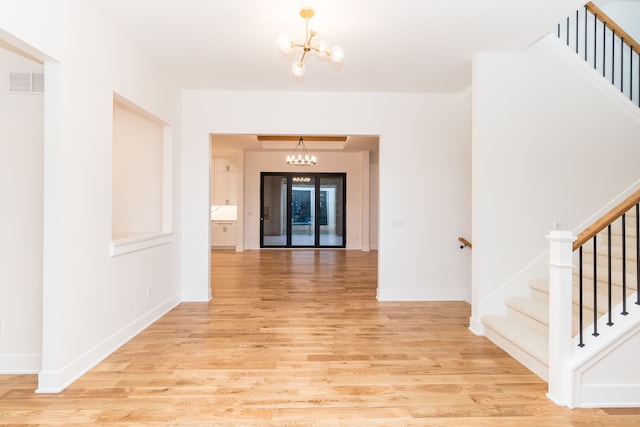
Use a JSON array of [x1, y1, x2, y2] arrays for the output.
[[8, 72, 44, 93]]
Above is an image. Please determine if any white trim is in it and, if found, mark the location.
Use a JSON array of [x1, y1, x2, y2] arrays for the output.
[[579, 384, 640, 408], [377, 289, 469, 302], [111, 232, 173, 256], [162, 126, 173, 233], [468, 316, 484, 336], [36, 294, 180, 393]]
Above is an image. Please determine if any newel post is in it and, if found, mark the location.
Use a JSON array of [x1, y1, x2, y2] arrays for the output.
[[546, 230, 576, 408]]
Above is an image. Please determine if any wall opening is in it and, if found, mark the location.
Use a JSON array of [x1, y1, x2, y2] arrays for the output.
[[111, 94, 172, 256]]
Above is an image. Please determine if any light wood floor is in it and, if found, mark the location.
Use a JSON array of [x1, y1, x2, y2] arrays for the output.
[[2, 250, 640, 426]]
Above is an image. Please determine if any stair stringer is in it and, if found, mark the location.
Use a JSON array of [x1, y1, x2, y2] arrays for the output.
[[571, 296, 640, 408]]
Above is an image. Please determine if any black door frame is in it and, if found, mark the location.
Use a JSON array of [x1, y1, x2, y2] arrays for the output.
[[260, 172, 346, 248]]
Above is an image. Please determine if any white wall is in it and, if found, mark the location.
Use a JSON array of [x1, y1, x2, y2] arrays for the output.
[[0, 0, 183, 391], [182, 90, 471, 303], [601, 1, 640, 42], [471, 35, 640, 329], [243, 151, 366, 250], [0, 47, 43, 372]]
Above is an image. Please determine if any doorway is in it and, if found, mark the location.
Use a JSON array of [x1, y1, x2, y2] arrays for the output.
[[260, 172, 346, 248]]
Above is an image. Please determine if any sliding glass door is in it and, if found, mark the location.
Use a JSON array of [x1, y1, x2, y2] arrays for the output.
[[261, 172, 345, 248], [291, 176, 316, 246], [319, 176, 345, 247], [261, 174, 288, 246]]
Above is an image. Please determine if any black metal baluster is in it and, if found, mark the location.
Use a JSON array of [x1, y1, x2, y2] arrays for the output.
[[622, 214, 628, 315], [612, 29, 615, 87], [579, 246, 585, 347], [593, 235, 600, 336], [607, 225, 613, 326], [621, 37, 624, 94], [576, 10, 579, 54], [594, 13, 598, 70], [629, 45, 633, 102]]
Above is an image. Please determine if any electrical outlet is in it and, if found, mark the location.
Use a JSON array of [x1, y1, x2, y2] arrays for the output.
[[146, 286, 151, 298]]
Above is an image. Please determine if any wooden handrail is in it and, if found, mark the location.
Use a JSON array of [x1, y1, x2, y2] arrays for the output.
[[573, 188, 640, 250], [458, 237, 472, 249], [585, 1, 640, 56]]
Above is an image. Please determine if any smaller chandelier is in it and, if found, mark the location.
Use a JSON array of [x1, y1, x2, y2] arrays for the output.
[[278, 7, 344, 77], [286, 137, 317, 166]]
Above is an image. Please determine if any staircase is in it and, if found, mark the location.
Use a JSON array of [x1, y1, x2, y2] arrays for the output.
[[479, 2, 640, 404], [483, 205, 639, 382]]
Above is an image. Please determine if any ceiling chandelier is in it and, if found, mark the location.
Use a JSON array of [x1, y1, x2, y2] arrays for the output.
[[286, 137, 317, 166], [278, 7, 344, 77]]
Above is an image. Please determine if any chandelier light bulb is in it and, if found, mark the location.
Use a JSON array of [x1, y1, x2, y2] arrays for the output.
[[278, 34, 294, 53], [315, 40, 329, 56], [310, 21, 320, 36], [292, 61, 305, 77], [329, 46, 344, 63]]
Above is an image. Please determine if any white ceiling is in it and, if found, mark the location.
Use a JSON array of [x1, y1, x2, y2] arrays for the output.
[[88, 0, 587, 93], [83, 1, 587, 153]]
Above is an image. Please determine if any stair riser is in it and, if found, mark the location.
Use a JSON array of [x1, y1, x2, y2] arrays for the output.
[[529, 279, 634, 304], [530, 287, 549, 302], [507, 305, 548, 335], [573, 271, 637, 293], [527, 281, 621, 331], [575, 253, 638, 271]]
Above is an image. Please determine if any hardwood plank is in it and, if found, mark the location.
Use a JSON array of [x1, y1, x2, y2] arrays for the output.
[[1, 249, 639, 425]]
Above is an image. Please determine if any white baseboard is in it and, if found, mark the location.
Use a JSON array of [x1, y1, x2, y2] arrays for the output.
[[377, 289, 469, 302], [468, 316, 484, 336], [36, 294, 181, 393], [0, 353, 41, 374]]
